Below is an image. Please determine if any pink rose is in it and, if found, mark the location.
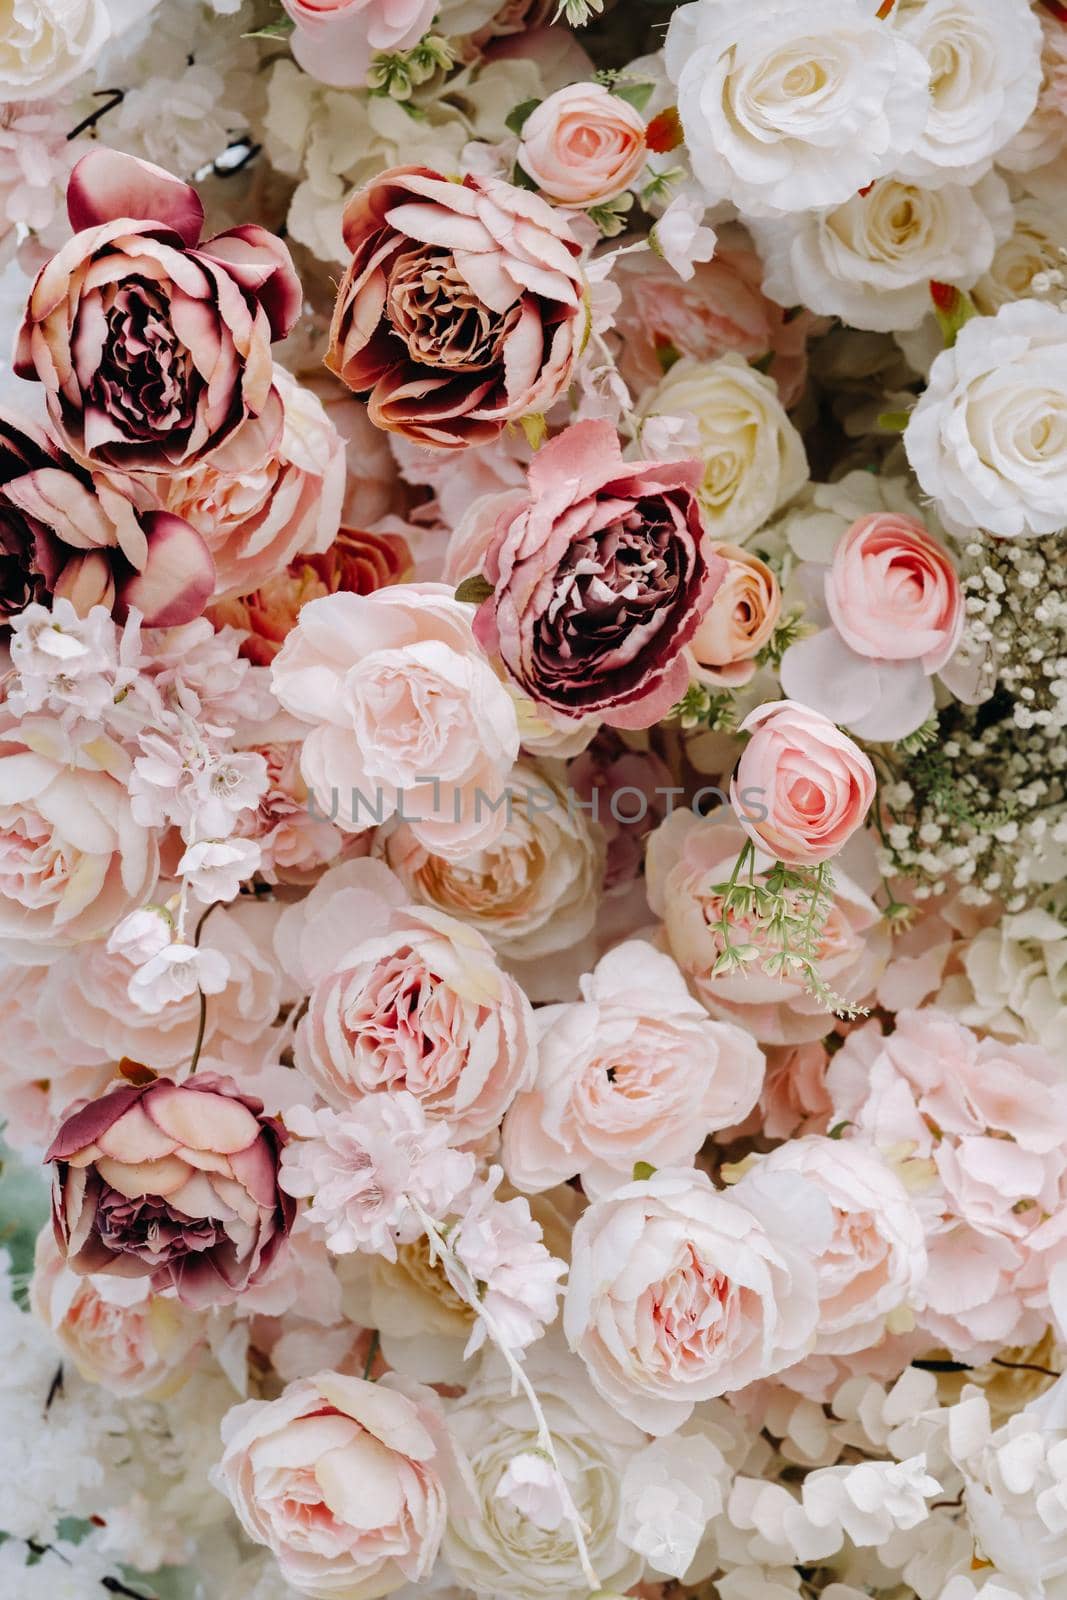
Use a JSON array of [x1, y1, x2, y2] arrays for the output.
[[282, 0, 435, 86], [730, 700, 876, 867], [742, 1136, 927, 1356], [0, 716, 158, 961], [270, 584, 520, 859], [502, 939, 764, 1197], [30, 1226, 205, 1396], [213, 1370, 470, 1599], [758, 1041, 833, 1140], [46, 1074, 295, 1308], [688, 541, 781, 687], [563, 1166, 821, 1432], [472, 420, 726, 729], [0, 964, 111, 1149], [646, 811, 888, 1044], [518, 83, 647, 206], [15, 148, 300, 476], [326, 166, 585, 450]]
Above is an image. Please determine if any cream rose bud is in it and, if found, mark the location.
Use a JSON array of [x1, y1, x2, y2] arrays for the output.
[[502, 940, 764, 1198], [518, 83, 648, 206], [750, 173, 1013, 335], [640, 356, 808, 543], [737, 1137, 928, 1355], [665, 0, 931, 216], [563, 1167, 824, 1434], [270, 584, 520, 860], [730, 701, 876, 868], [688, 542, 781, 687], [904, 300, 1067, 539], [213, 1370, 471, 1599]]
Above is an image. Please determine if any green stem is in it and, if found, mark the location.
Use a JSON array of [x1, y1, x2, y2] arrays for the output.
[[362, 1329, 381, 1380]]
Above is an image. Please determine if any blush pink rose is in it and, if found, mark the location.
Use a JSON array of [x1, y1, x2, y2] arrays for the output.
[[15, 148, 299, 476], [518, 83, 647, 206], [741, 1137, 927, 1356], [270, 584, 520, 859], [0, 964, 112, 1149], [563, 1166, 822, 1433], [472, 419, 726, 729], [730, 700, 876, 867], [213, 1370, 471, 1598], [327, 166, 585, 450], [46, 1074, 295, 1308], [502, 939, 764, 1197], [825, 513, 963, 670], [282, 0, 435, 85], [688, 541, 781, 687]]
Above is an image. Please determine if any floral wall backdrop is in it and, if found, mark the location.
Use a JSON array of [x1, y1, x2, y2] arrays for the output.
[[1, 1, 1067, 1598]]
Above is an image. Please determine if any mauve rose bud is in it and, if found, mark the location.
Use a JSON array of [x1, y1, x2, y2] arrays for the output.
[[46, 1074, 294, 1308]]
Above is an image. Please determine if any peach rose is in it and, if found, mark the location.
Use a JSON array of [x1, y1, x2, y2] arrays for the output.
[[327, 166, 585, 450], [0, 715, 158, 962], [730, 700, 876, 867], [0, 964, 111, 1149], [502, 940, 764, 1197], [741, 1137, 927, 1356], [30, 1226, 205, 1396], [825, 513, 963, 671], [688, 542, 781, 688], [212, 1370, 470, 1598], [271, 584, 520, 859], [646, 811, 888, 1044], [564, 1166, 822, 1433], [518, 83, 647, 206]]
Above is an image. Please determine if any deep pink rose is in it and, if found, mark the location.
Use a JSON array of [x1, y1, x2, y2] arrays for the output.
[[472, 419, 726, 728], [825, 512, 964, 671], [730, 700, 876, 867], [15, 149, 300, 477], [46, 1074, 294, 1307], [326, 165, 586, 451]]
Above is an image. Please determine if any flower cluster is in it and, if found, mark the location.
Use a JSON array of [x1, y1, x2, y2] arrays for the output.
[[0, 3, 1065, 1600]]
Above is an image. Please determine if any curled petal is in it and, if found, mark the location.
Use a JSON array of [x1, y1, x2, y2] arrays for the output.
[[67, 148, 205, 245]]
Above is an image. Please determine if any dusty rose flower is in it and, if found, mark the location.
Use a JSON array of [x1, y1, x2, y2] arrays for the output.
[[213, 1370, 469, 1599], [0, 406, 64, 617], [758, 1042, 833, 1140], [211, 523, 414, 667], [0, 716, 158, 961], [518, 83, 647, 206], [326, 165, 586, 450], [688, 541, 781, 688], [15, 148, 300, 476], [564, 1166, 822, 1433], [730, 700, 876, 867], [646, 811, 887, 1045], [46, 1074, 294, 1308], [282, 0, 435, 85], [271, 584, 520, 859], [825, 513, 963, 671], [566, 732, 673, 891], [471, 420, 725, 729], [30, 1226, 205, 1397], [502, 940, 763, 1198]]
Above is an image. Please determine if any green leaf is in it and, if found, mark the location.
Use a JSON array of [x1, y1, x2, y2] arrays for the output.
[[829, 1120, 853, 1140], [519, 412, 547, 450], [454, 574, 493, 606], [930, 281, 979, 348], [877, 409, 912, 433], [510, 160, 538, 192], [612, 81, 654, 112], [243, 16, 295, 37], [632, 1161, 656, 1182], [505, 98, 542, 136]]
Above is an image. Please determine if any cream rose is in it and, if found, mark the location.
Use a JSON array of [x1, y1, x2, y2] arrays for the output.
[[518, 83, 647, 206], [640, 356, 808, 542], [502, 940, 764, 1198], [688, 541, 781, 687], [214, 1370, 468, 1599], [564, 1167, 822, 1433], [665, 0, 931, 215], [0, 716, 158, 962], [973, 184, 1067, 316], [0, 0, 110, 102], [904, 299, 1067, 539], [751, 172, 1012, 334]]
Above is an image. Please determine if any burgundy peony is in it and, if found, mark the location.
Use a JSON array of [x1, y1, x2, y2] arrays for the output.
[[471, 419, 726, 728], [0, 408, 62, 618], [326, 164, 586, 450], [46, 1074, 294, 1307], [15, 148, 300, 477]]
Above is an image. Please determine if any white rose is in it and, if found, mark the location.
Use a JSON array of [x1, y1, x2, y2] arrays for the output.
[[0, 0, 111, 101], [934, 905, 1067, 1055], [751, 172, 1013, 334], [639, 356, 808, 543], [889, 0, 1042, 185], [665, 0, 931, 216], [972, 177, 1067, 316], [443, 1340, 644, 1600], [999, 12, 1067, 175], [904, 299, 1067, 539]]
